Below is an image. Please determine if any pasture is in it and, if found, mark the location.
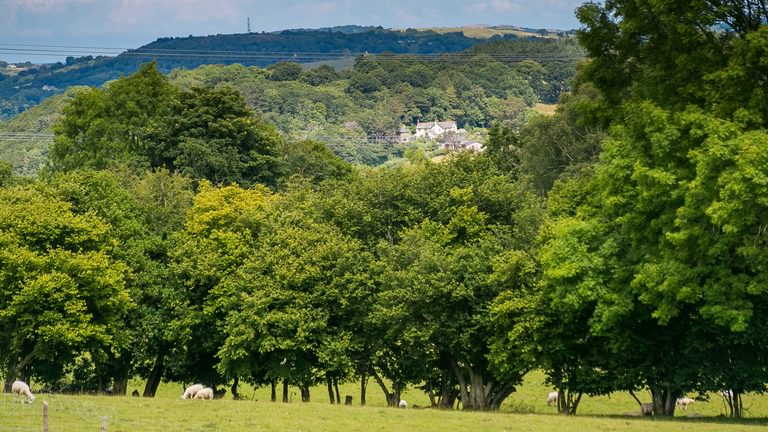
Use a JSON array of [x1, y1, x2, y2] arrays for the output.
[[2, 371, 767, 432]]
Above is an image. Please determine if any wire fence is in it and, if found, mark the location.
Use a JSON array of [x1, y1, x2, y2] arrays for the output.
[[0, 394, 118, 432]]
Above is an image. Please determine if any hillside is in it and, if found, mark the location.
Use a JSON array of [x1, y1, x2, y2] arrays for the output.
[[0, 38, 583, 175], [0, 27, 512, 120], [0, 88, 80, 176]]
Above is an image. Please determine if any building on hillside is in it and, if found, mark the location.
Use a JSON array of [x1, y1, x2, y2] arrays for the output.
[[414, 120, 457, 140], [397, 124, 412, 143], [464, 141, 485, 152]]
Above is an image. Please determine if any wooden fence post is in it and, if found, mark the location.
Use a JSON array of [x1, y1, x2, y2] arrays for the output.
[[42, 401, 48, 432], [101, 415, 107, 432]]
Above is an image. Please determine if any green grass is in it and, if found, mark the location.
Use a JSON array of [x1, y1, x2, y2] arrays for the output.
[[2, 371, 767, 431]]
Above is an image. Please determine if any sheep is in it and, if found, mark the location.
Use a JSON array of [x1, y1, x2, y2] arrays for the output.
[[640, 403, 654, 416], [11, 380, 35, 404], [676, 397, 695, 410], [546, 391, 559, 407], [194, 387, 214, 400], [181, 384, 204, 400], [398, 399, 407, 408]]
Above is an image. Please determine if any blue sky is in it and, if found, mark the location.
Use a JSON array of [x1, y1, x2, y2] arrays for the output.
[[0, 0, 586, 63]]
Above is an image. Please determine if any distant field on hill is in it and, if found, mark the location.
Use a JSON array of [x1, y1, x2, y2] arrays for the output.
[[415, 26, 564, 40], [533, 103, 558, 115]]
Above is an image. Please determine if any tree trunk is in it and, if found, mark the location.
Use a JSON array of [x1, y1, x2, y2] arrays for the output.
[[326, 374, 335, 404], [360, 371, 367, 406], [113, 376, 129, 396], [450, 358, 515, 410], [450, 360, 469, 410], [4, 351, 34, 392], [4, 358, 17, 393], [282, 380, 289, 403], [300, 385, 310, 402], [650, 384, 679, 416], [270, 381, 277, 402], [722, 390, 743, 418], [439, 369, 456, 408], [426, 382, 437, 407], [231, 376, 240, 400], [370, 367, 399, 406], [734, 392, 743, 418], [333, 377, 341, 405], [557, 390, 582, 415], [142, 356, 163, 397]]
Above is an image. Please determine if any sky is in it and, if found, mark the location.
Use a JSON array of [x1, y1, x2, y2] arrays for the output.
[[0, 0, 586, 63]]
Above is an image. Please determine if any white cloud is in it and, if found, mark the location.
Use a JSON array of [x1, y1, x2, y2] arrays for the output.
[[463, 2, 488, 13], [490, 0, 522, 13]]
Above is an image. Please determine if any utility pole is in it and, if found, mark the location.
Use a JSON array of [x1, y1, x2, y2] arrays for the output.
[[247, 17, 251, 33]]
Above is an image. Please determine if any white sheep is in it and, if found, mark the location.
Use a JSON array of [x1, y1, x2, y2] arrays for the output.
[[398, 399, 407, 408], [11, 380, 35, 404], [194, 387, 214, 400], [546, 391, 558, 407], [181, 384, 204, 400], [676, 397, 695, 410]]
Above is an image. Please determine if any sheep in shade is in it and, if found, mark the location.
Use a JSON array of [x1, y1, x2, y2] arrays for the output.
[[194, 387, 214, 400], [181, 384, 204, 399], [546, 391, 558, 407]]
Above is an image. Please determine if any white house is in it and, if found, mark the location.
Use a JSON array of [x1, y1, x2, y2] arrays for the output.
[[414, 120, 457, 139], [464, 141, 485, 152]]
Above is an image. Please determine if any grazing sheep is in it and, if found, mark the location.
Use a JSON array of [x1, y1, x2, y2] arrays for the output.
[[181, 384, 204, 400], [11, 381, 35, 404], [546, 391, 559, 407], [398, 399, 407, 408], [194, 387, 214, 400], [676, 397, 695, 410], [640, 403, 654, 416]]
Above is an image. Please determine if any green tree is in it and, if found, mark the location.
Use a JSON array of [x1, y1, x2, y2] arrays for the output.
[[279, 139, 352, 184], [156, 85, 283, 187], [267, 62, 303, 82], [168, 182, 273, 391], [217, 188, 372, 403], [0, 184, 131, 391], [49, 62, 176, 172]]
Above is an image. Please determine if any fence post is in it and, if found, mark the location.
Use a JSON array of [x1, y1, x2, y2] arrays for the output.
[[101, 416, 108, 432], [42, 401, 48, 432]]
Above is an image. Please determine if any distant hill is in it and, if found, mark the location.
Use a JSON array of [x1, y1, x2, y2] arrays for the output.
[[0, 36, 585, 176], [0, 88, 80, 176], [0, 25, 580, 120], [0, 28, 495, 120]]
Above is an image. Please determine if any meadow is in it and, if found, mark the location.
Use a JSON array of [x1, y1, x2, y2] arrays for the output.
[[3, 371, 767, 432]]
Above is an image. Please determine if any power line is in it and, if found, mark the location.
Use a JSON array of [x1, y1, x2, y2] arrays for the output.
[[0, 43, 584, 63]]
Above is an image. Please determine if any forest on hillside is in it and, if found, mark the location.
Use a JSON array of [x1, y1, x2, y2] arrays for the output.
[[2, 0, 768, 418], [0, 27, 578, 120], [1, 37, 582, 174]]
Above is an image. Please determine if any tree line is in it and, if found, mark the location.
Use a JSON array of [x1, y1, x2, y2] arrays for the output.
[[2, 0, 768, 417]]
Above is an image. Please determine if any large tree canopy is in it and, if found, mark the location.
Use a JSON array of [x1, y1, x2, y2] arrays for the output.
[[50, 62, 282, 187]]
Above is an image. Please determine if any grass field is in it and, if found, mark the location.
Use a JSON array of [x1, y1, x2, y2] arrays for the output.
[[533, 103, 558, 116], [407, 27, 561, 40], [2, 371, 767, 431]]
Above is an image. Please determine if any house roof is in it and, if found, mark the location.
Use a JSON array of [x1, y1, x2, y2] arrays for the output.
[[415, 120, 456, 129]]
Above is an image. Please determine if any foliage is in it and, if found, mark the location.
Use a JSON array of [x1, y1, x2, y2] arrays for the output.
[[0, 183, 131, 387], [48, 63, 282, 187]]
